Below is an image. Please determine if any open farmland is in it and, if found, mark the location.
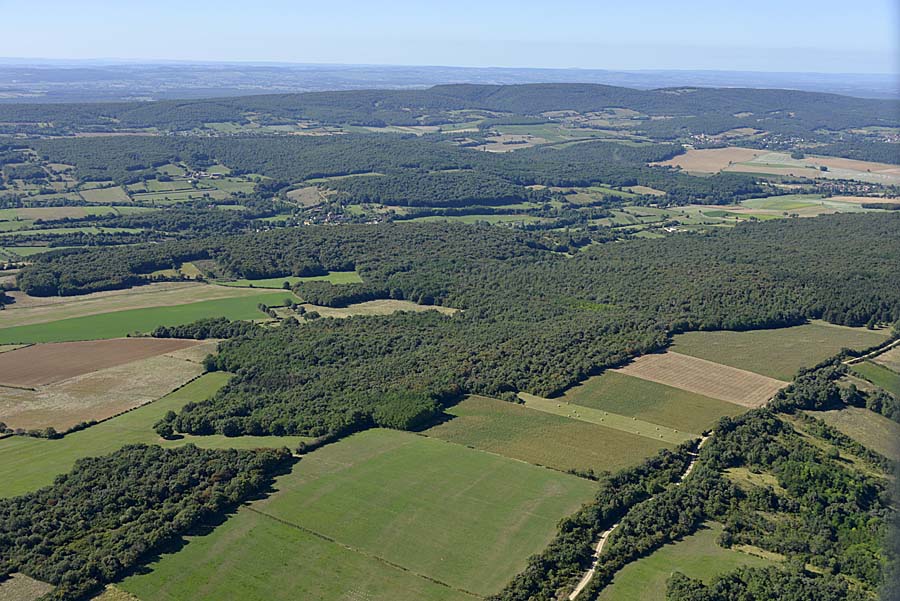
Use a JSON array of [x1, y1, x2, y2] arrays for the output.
[[0, 338, 201, 387], [595, 522, 775, 601], [0, 372, 310, 498], [424, 394, 672, 474], [613, 352, 787, 407], [873, 345, 900, 372], [121, 428, 595, 599], [653, 147, 764, 173], [217, 270, 363, 288], [811, 407, 900, 461], [0, 290, 292, 343], [557, 371, 745, 433], [851, 360, 900, 397], [296, 298, 458, 318], [670, 322, 890, 381]]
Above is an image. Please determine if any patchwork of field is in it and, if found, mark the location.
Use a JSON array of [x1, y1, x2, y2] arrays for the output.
[[218, 270, 363, 288], [873, 345, 900, 372], [425, 395, 673, 474], [0, 338, 201, 387], [670, 321, 889, 381], [613, 352, 787, 408], [811, 407, 900, 461], [0, 289, 292, 343], [0, 343, 215, 431], [0, 372, 310, 498], [296, 298, 458, 319], [595, 522, 774, 601], [557, 371, 745, 433], [121, 429, 595, 600], [850, 360, 900, 398], [0, 573, 52, 601]]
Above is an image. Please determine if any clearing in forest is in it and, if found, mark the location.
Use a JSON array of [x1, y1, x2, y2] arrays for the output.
[[613, 352, 787, 408], [425, 394, 673, 474], [670, 322, 889, 381], [217, 270, 363, 288], [557, 371, 744, 433], [296, 299, 458, 318], [0, 338, 202, 387], [809, 407, 900, 461]]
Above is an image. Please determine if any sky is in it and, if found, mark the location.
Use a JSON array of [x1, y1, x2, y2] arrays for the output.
[[1, 0, 897, 74]]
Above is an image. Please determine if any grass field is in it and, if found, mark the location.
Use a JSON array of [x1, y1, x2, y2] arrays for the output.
[[407, 214, 547, 225], [558, 371, 745, 433], [0, 290, 292, 343], [812, 407, 900, 461], [873, 345, 900, 373], [614, 352, 786, 408], [121, 429, 595, 599], [296, 299, 458, 319], [0, 573, 52, 601], [425, 395, 673, 473], [0, 372, 309, 498], [217, 270, 363, 288], [519, 392, 695, 443], [851, 360, 900, 397], [79, 186, 132, 203], [595, 522, 774, 601], [670, 322, 889, 381]]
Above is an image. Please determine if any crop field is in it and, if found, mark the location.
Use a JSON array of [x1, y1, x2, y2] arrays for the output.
[[408, 214, 548, 224], [873, 345, 900, 372], [121, 429, 595, 600], [0, 372, 310, 498], [670, 322, 890, 381], [519, 392, 694, 443], [0, 289, 291, 343], [653, 147, 764, 173], [557, 371, 745, 433], [425, 395, 673, 473], [613, 352, 787, 407], [851, 360, 900, 397], [78, 185, 132, 203], [218, 270, 363, 288], [595, 522, 774, 601], [812, 407, 900, 461], [0, 338, 201, 387]]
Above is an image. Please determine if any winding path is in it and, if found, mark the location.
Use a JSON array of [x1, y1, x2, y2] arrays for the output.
[[567, 434, 711, 600]]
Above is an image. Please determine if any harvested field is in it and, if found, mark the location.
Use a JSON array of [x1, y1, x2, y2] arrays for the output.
[[0, 353, 204, 431], [0, 573, 53, 601], [0, 338, 201, 387], [299, 299, 458, 318], [812, 407, 900, 461], [873, 345, 900, 373], [653, 147, 763, 173], [0, 344, 27, 354], [425, 395, 672, 474], [613, 352, 787, 407], [285, 185, 324, 207], [828, 195, 900, 205]]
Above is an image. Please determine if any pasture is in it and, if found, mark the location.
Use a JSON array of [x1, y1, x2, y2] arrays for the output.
[[851, 361, 900, 398], [670, 322, 890, 381], [218, 270, 363, 288], [425, 394, 673, 474], [811, 407, 900, 461], [0, 338, 201, 387], [0, 372, 310, 498], [78, 185, 132, 203], [653, 147, 763, 173], [0, 289, 292, 343], [558, 371, 745, 433], [613, 352, 787, 407], [595, 522, 774, 601], [873, 345, 900, 373]]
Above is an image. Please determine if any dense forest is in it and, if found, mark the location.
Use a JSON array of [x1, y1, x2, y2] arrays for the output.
[[0, 444, 292, 600]]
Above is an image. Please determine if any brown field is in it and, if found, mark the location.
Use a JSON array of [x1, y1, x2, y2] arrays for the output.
[[92, 585, 143, 601], [285, 185, 324, 207], [613, 352, 788, 407], [0, 353, 205, 431], [828, 195, 900, 205], [873, 346, 900, 373], [0, 574, 53, 601], [0, 344, 27, 353], [299, 299, 458, 318], [3, 282, 267, 327], [0, 338, 201, 387], [653, 147, 764, 173]]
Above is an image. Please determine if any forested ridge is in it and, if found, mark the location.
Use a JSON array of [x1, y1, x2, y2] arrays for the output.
[[0, 444, 292, 600]]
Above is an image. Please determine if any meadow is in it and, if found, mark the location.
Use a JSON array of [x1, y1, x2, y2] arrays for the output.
[[595, 522, 774, 601], [425, 394, 672, 474], [217, 270, 363, 288], [873, 345, 900, 372], [811, 407, 900, 461], [557, 371, 745, 433], [0, 372, 309, 498], [670, 321, 889, 381], [122, 429, 595, 599], [851, 360, 900, 397], [0, 290, 292, 343]]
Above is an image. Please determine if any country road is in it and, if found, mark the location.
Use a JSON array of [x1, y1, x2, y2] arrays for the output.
[[568, 434, 711, 600]]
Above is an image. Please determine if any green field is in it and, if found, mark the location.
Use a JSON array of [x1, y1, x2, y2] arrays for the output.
[[740, 195, 823, 210], [670, 322, 889, 381], [0, 372, 310, 498], [121, 428, 594, 599], [408, 214, 547, 224], [595, 522, 774, 601], [425, 395, 671, 473], [851, 360, 900, 397], [0, 290, 293, 343], [812, 407, 900, 461], [557, 371, 744, 433], [217, 270, 364, 288]]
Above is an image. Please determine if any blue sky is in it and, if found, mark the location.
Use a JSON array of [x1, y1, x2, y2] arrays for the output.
[[2, 0, 897, 73]]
